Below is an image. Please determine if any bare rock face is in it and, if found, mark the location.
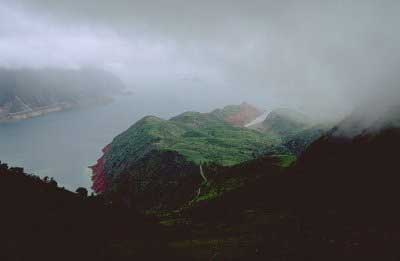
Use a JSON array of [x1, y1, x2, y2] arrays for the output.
[[211, 102, 265, 127], [223, 102, 265, 127]]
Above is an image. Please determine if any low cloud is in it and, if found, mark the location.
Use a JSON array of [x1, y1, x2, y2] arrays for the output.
[[1, 0, 400, 120]]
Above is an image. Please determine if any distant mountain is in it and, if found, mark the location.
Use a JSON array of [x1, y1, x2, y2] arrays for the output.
[[250, 108, 330, 155], [0, 68, 125, 121], [250, 108, 311, 136], [91, 104, 276, 209]]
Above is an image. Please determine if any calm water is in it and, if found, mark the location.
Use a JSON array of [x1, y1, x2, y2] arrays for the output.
[[0, 93, 203, 191]]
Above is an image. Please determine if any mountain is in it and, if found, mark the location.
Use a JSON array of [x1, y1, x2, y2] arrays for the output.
[[283, 107, 400, 260], [0, 67, 125, 121], [90, 105, 330, 210], [294, 105, 400, 206], [158, 106, 400, 260], [250, 108, 330, 155], [91, 104, 276, 209], [250, 108, 311, 136], [4, 104, 400, 260]]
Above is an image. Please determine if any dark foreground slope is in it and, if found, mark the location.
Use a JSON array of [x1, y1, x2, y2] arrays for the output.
[[2, 110, 400, 260], [154, 111, 400, 260], [0, 163, 174, 261]]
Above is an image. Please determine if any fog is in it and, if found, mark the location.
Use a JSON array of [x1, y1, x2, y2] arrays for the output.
[[2, 0, 400, 121]]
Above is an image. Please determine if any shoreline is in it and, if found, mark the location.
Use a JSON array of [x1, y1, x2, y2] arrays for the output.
[[0, 96, 115, 123], [0, 104, 71, 123]]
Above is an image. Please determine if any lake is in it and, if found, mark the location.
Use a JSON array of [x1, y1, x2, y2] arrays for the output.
[[0, 92, 212, 191]]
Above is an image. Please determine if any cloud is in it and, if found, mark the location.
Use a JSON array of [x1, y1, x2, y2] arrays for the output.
[[0, 3, 200, 81], [1, 0, 400, 119], [0, 4, 121, 68]]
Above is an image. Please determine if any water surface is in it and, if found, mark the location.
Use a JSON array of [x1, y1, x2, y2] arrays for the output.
[[0, 94, 194, 191]]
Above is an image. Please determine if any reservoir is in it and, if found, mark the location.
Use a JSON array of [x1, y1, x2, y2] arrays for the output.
[[0, 93, 199, 191]]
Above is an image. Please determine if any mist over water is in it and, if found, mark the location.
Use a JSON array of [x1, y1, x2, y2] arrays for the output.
[[1, 0, 400, 121]]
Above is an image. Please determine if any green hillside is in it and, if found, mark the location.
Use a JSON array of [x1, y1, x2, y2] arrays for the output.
[[105, 108, 278, 179]]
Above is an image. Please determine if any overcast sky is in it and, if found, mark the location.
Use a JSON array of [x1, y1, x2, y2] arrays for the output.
[[1, 0, 400, 119]]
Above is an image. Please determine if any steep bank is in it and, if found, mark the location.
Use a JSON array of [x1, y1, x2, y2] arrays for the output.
[[90, 144, 111, 194]]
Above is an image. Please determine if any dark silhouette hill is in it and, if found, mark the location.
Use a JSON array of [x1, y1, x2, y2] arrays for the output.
[[2, 105, 400, 260], [158, 110, 400, 260], [0, 162, 173, 261]]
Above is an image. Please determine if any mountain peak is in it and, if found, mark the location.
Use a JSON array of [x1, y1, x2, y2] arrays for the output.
[[212, 103, 264, 127]]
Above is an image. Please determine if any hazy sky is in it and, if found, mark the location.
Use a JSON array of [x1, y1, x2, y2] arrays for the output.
[[1, 0, 400, 119]]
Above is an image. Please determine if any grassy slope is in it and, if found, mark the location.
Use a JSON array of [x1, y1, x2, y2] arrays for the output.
[[168, 112, 276, 165], [105, 110, 279, 178], [152, 127, 400, 260], [149, 155, 297, 260], [190, 155, 296, 204]]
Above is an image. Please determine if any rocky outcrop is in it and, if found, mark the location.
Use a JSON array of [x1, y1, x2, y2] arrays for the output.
[[224, 103, 264, 127], [211, 102, 264, 127]]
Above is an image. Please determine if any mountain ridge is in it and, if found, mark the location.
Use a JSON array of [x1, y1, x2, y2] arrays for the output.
[[90, 103, 276, 209]]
